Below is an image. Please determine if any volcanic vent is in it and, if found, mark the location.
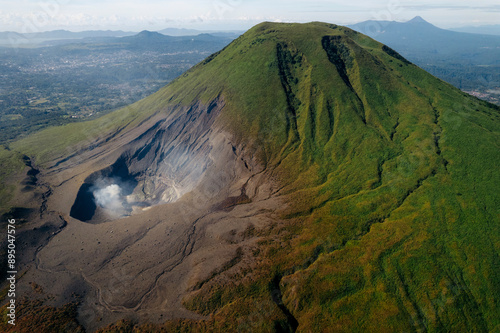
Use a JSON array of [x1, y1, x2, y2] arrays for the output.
[[70, 98, 224, 223]]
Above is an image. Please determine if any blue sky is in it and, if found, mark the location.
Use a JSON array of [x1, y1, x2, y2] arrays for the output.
[[1, 0, 499, 32]]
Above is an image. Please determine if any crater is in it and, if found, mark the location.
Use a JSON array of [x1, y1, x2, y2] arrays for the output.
[[70, 157, 138, 223], [69, 99, 224, 223]]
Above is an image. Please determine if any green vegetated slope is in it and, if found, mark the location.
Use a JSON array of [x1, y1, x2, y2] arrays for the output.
[[8, 22, 500, 331], [176, 22, 500, 332], [0, 147, 25, 212]]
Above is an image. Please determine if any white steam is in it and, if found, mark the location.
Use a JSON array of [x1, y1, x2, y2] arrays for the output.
[[93, 182, 129, 217], [94, 184, 122, 209]]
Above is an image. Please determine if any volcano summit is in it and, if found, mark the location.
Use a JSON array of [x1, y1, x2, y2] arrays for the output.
[[1, 22, 499, 332]]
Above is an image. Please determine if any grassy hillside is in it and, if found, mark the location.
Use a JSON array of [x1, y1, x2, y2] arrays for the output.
[[0, 147, 27, 216], [5, 22, 500, 331], [174, 22, 500, 331]]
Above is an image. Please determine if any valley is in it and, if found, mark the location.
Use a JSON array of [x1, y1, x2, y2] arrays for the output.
[[0, 32, 235, 143]]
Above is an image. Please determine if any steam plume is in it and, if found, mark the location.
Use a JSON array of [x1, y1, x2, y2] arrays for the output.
[[92, 180, 130, 217]]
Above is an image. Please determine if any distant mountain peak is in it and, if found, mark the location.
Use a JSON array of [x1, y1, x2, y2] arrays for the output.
[[138, 30, 159, 36], [130, 30, 167, 40], [408, 16, 428, 24]]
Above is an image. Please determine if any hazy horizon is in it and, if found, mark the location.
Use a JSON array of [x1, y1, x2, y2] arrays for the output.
[[1, 0, 499, 33]]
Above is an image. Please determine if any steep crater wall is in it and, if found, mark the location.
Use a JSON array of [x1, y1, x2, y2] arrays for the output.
[[70, 98, 224, 223]]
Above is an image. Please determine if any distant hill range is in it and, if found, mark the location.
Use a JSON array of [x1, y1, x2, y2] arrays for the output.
[[0, 28, 243, 47], [48, 30, 237, 52], [348, 16, 500, 94], [348, 16, 500, 66], [450, 24, 500, 36], [0, 30, 135, 46], [157, 27, 244, 38]]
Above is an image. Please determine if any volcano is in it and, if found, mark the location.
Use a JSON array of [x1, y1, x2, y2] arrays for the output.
[[3, 22, 499, 332]]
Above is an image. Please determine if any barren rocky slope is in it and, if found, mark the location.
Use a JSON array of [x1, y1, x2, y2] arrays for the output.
[[9, 97, 282, 331]]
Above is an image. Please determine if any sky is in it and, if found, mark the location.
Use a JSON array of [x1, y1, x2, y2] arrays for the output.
[[1, 0, 499, 33]]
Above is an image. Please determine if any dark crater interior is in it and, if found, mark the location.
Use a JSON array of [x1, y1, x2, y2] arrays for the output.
[[70, 157, 138, 223]]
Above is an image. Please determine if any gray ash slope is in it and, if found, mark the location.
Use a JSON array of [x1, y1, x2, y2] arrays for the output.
[[10, 93, 278, 331]]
